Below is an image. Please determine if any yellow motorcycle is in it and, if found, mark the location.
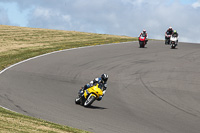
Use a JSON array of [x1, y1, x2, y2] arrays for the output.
[[75, 83, 103, 107]]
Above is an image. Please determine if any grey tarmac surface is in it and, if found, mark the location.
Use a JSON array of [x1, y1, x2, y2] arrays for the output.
[[1, 41, 200, 133]]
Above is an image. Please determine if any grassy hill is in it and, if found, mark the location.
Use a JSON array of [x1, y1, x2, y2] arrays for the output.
[[0, 25, 137, 70], [0, 25, 137, 132]]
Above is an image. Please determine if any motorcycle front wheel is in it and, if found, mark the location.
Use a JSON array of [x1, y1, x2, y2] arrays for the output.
[[139, 41, 145, 48], [171, 45, 176, 49], [84, 94, 96, 107], [171, 44, 176, 49]]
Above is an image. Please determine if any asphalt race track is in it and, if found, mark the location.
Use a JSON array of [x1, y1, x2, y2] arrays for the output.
[[1, 41, 200, 133]]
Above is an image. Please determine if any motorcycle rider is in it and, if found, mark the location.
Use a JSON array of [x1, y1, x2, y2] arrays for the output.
[[139, 29, 148, 44], [172, 30, 178, 37], [171, 30, 179, 45], [80, 74, 108, 101], [165, 26, 174, 44]]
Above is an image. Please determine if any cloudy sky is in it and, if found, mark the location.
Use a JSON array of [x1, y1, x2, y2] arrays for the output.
[[0, 0, 200, 43]]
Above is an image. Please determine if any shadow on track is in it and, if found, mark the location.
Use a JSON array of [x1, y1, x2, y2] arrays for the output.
[[86, 105, 107, 110]]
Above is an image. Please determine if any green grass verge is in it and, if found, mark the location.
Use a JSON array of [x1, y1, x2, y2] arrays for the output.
[[0, 25, 137, 133], [0, 107, 89, 133]]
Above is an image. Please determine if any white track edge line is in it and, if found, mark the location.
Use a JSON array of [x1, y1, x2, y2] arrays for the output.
[[0, 41, 133, 75]]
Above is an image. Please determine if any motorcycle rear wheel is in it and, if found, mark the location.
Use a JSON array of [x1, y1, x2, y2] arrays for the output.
[[75, 97, 81, 104]]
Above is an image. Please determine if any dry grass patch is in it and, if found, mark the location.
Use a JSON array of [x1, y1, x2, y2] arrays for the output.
[[0, 25, 137, 70], [0, 25, 134, 53], [0, 107, 90, 133]]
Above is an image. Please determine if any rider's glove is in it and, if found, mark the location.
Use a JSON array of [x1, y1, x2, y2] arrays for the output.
[[104, 84, 107, 89]]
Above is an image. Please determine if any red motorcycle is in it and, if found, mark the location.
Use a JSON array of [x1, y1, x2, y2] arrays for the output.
[[138, 35, 147, 48]]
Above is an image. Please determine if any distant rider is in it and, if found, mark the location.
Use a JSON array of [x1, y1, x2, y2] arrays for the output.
[[165, 26, 174, 44], [172, 30, 178, 38], [139, 29, 148, 44], [80, 74, 108, 101], [172, 30, 179, 44]]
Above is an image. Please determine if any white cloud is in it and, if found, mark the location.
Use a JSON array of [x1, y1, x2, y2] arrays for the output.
[[192, 1, 200, 8], [33, 7, 51, 18], [62, 15, 71, 23]]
